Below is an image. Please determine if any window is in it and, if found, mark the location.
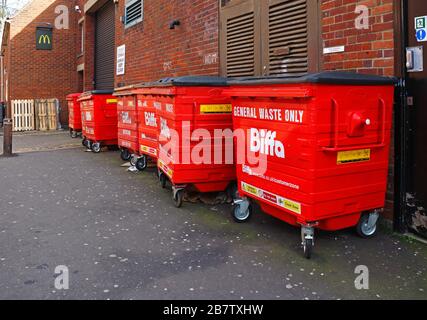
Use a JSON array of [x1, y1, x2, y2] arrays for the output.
[[220, 0, 320, 77], [125, 0, 143, 28]]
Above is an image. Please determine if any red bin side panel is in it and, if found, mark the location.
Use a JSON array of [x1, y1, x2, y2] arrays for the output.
[[230, 83, 394, 231], [117, 95, 139, 154], [67, 93, 82, 131], [155, 86, 236, 193], [79, 93, 118, 146], [137, 92, 159, 159]]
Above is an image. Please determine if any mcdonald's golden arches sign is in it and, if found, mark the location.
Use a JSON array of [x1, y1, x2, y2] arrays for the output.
[[36, 26, 53, 50]]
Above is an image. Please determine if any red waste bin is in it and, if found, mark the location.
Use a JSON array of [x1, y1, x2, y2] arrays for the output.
[[226, 72, 395, 258], [67, 93, 82, 138], [78, 91, 118, 153], [134, 87, 159, 171], [153, 77, 236, 208], [115, 87, 139, 162]]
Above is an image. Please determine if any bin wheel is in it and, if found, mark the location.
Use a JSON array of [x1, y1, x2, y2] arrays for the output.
[[232, 202, 252, 223], [130, 155, 138, 167], [173, 190, 184, 208], [82, 137, 87, 147], [91, 142, 101, 153], [356, 213, 378, 239], [71, 131, 78, 139], [159, 173, 167, 189], [303, 239, 313, 259], [135, 155, 148, 172], [121, 149, 131, 161]]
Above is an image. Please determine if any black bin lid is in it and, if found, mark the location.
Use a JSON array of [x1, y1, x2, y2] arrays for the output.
[[153, 76, 228, 87], [228, 72, 397, 86], [86, 90, 115, 95]]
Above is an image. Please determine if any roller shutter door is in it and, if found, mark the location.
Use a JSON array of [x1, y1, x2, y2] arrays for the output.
[[95, 1, 115, 90]]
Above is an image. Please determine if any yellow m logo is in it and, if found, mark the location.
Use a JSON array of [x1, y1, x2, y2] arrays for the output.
[[38, 34, 51, 44]]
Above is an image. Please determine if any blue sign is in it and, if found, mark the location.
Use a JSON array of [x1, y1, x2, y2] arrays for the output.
[[416, 29, 427, 42]]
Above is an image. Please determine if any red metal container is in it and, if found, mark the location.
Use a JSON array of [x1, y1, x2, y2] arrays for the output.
[[115, 87, 139, 162], [78, 91, 118, 153], [135, 87, 159, 170], [153, 77, 236, 208], [226, 72, 395, 258], [67, 93, 82, 138]]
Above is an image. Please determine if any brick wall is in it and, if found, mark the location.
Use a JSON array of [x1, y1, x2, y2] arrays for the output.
[[7, 0, 81, 125], [114, 0, 220, 87], [321, 0, 395, 76]]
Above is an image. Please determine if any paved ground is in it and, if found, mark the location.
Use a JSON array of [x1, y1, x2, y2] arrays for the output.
[[0, 129, 81, 154], [0, 132, 426, 300]]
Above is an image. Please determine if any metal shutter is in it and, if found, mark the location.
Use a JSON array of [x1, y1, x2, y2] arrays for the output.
[[226, 12, 255, 77], [95, 1, 115, 91], [267, 0, 308, 76], [221, 0, 316, 77], [220, 0, 260, 77]]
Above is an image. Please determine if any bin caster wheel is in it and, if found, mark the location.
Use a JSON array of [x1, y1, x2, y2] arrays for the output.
[[121, 149, 131, 161], [82, 137, 87, 147], [135, 155, 148, 172], [232, 199, 252, 223], [130, 155, 137, 167], [303, 239, 313, 259], [71, 131, 78, 139], [159, 173, 167, 189], [301, 226, 315, 259], [173, 189, 184, 208], [356, 211, 379, 239], [91, 142, 101, 153]]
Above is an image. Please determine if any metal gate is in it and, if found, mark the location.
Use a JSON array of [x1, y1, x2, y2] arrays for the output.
[[12, 99, 35, 132]]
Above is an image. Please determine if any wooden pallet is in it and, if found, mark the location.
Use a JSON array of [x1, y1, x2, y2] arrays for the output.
[[35, 99, 59, 131], [12, 100, 35, 132]]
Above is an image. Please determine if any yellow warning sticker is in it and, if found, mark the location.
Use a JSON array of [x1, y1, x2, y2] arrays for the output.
[[158, 159, 173, 178], [106, 99, 118, 104], [241, 182, 302, 215], [200, 104, 232, 114], [337, 149, 371, 165], [141, 145, 157, 157]]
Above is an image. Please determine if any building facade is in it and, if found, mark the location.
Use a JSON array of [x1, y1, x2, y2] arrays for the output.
[[3, 0, 426, 237], [5, 0, 81, 125]]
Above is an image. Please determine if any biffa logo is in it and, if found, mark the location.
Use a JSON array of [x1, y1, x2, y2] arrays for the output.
[[250, 129, 285, 159]]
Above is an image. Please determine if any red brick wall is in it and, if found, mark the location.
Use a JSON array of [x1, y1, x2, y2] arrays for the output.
[[7, 0, 81, 126], [114, 0, 220, 87], [321, 0, 395, 76]]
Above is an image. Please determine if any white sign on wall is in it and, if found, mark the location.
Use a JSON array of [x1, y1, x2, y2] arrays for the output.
[[323, 46, 345, 54], [116, 45, 126, 75]]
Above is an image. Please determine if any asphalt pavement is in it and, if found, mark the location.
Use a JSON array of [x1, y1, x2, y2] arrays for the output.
[[0, 132, 426, 300]]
